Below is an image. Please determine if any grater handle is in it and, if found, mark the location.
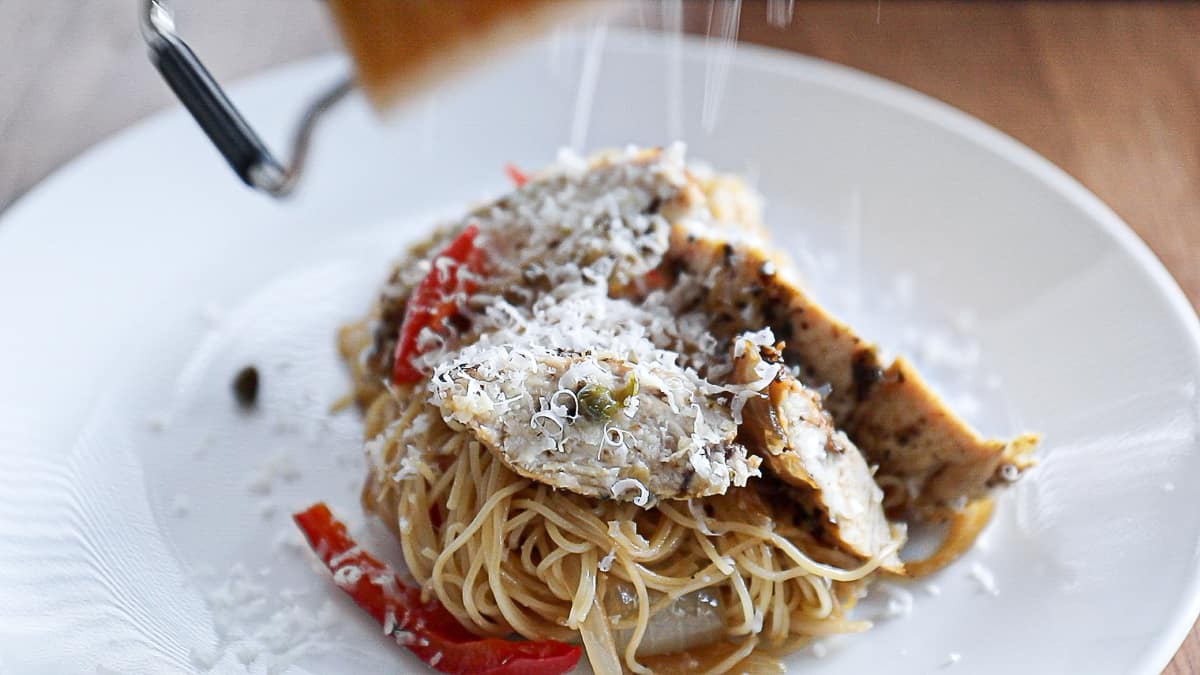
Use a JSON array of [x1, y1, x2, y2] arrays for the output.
[[141, 0, 352, 198]]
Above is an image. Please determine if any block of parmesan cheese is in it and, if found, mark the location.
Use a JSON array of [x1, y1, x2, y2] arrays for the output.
[[326, 0, 606, 110]]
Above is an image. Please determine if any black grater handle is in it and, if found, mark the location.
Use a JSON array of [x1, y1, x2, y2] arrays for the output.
[[146, 29, 287, 193]]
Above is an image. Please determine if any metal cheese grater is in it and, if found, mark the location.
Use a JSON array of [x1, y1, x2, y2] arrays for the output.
[[140, 0, 352, 198]]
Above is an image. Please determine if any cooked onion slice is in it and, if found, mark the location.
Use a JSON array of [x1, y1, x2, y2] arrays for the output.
[[612, 588, 727, 657]]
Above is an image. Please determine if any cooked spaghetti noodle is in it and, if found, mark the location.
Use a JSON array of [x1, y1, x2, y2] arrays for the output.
[[347, 340, 891, 673], [333, 147, 1037, 674]]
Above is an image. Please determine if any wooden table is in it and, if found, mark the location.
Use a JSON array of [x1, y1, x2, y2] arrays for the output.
[[2, 1, 1197, 671]]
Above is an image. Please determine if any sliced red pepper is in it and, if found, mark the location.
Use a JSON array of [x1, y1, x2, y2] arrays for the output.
[[393, 224, 486, 384], [294, 503, 582, 675], [504, 163, 529, 187]]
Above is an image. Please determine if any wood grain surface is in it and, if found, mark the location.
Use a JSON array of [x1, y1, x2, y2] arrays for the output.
[[1, 1, 1197, 672]]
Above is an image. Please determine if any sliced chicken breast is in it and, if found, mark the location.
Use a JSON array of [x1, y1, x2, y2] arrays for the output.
[[427, 314, 759, 506], [850, 357, 1038, 506], [363, 147, 697, 383], [663, 226, 1036, 510], [732, 334, 904, 570]]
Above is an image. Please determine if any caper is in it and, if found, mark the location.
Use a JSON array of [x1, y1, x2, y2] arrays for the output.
[[578, 384, 618, 421], [577, 374, 639, 422], [233, 365, 259, 409], [613, 374, 639, 404]]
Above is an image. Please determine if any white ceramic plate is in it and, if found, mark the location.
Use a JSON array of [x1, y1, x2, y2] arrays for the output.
[[1, 31, 1198, 675]]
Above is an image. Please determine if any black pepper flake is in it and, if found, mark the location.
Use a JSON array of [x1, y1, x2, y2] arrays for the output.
[[850, 350, 884, 402], [774, 320, 794, 343], [680, 294, 703, 314], [233, 366, 259, 409], [643, 196, 663, 215], [447, 313, 472, 333], [895, 424, 921, 446], [679, 468, 696, 493], [667, 257, 687, 278]]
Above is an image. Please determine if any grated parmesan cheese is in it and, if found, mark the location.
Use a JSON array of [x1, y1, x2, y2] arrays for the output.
[[272, 529, 307, 555], [193, 563, 340, 673], [733, 327, 776, 358], [750, 607, 765, 632], [875, 582, 915, 619], [333, 565, 364, 588], [189, 642, 219, 670], [392, 446, 425, 481], [611, 478, 650, 507], [375, 148, 775, 506], [246, 474, 272, 496], [234, 643, 258, 666], [968, 562, 999, 596], [247, 449, 302, 496], [329, 546, 362, 567], [428, 290, 752, 502]]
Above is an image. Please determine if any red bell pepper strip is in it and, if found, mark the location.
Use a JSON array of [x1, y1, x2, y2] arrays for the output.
[[504, 163, 529, 187], [293, 503, 583, 675], [393, 224, 486, 384]]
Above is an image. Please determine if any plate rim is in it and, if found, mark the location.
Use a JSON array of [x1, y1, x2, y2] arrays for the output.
[[2, 28, 1198, 674]]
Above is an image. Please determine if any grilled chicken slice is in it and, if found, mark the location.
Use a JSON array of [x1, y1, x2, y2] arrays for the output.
[[850, 358, 1038, 506], [427, 318, 759, 506], [660, 225, 883, 424], [363, 147, 698, 382], [664, 226, 1036, 510], [732, 334, 904, 570], [362, 147, 769, 387]]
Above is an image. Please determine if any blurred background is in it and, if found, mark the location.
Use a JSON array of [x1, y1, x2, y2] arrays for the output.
[[0, 1, 1197, 669]]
